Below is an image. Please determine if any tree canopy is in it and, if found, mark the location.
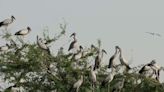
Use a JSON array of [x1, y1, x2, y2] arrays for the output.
[[0, 23, 164, 92]]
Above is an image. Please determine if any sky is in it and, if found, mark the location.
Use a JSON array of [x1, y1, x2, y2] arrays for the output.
[[0, 0, 164, 82]]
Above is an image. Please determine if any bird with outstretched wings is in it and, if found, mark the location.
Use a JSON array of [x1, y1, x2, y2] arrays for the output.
[[145, 32, 162, 37]]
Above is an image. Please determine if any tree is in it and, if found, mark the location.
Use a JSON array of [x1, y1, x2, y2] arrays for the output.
[[0, 23, 164, 92]]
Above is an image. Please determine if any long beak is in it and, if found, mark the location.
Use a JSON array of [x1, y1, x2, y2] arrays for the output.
[[12, 16, 16, 20], [70, 33, 75, 37], [102, 49, 107, 54], [79, 45, 83, 50]]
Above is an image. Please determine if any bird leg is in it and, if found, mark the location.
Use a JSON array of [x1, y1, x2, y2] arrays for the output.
[[76, 87, 79, 92], [92, 82, 95, 92], [107, 84, 110, 92]]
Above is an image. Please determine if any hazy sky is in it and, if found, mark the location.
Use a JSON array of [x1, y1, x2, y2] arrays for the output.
[[0, 0, 164, 81]]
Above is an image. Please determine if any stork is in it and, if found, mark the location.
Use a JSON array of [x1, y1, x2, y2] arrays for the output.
[[15, 27, 31, 36], [72, 45, 83, 60], [112, 78, 125, 92], [91, 44, 98, 52], [94, 49, 107, 70], [139, 60, 158, 79], [117, 46, 131, 71], [68, 33, 78, 52], [108, 46, 119, 68], [37, 35, 50, 55], [0, 44, 10, 52], [101, 68, 116, 92], [89, 65, 97, 91], [149, 60, 161, 81], [146, 32, 162, 37], [0, 15, 15, 30], [157, 67, 164, 81], [70, 75, 83, 92]]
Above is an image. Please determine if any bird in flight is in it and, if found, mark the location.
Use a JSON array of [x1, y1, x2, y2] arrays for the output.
[[145, 32, 162, 37]]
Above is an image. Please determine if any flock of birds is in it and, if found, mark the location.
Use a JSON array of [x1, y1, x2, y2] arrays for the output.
[[0, 16, 51, 54], [0, 16, 163, 92], [66, 31, 163, 92]]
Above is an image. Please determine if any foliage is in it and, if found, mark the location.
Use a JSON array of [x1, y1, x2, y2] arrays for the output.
[[0, 24, 164, 92]]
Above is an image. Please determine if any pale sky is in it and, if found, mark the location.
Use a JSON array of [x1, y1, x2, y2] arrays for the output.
[[0, 0, 164, 81]]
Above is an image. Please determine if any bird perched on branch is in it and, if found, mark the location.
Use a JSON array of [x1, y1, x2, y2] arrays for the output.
[[91, 44, 98, 52], [101, 68, 116, 87], [112, 77, 125, 92], [15, 27, 31, 36], [94, 49, 107, 70], [139, 60, 161, 81], [72, 45, 83, 60], [70, 75, 83, 92], [0, 44, 10, 52], [0, 15, 15, 30], [140, 60, 161, 81], [117, 46, 131, 71], [37, 35, 50, 55], [68, 33, 78, 52], [89, 66, 97, 87], [108, 46, 119, 68]]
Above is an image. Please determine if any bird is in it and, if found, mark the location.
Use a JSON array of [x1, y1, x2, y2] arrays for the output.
[[68, 33, 78, 52], [94, 49, 107, 70], [101, 68, 116, 87], [89, 65, 97, 92], [149, 60, 161, 81], [15, 27, 31, 36], [108, 46, 119, 68], [0, 44, 10, 52], [37, 35, 50, 55], [112, 78, 125, 92], [117, 46, 131, 71], [89, 66, 97, 87], [156, 67, 164, 81], [72, 45, 83, 60], [139, 60, 158, 79], [139, 60, 156, 74], [91, 44, 98, 52], [0, 15, 16, 30], [70, 75, 83, 92], [145, 32, 162, 37]]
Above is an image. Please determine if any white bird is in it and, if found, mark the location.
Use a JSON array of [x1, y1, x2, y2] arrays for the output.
[[89, 65, 97, 92], [0, 44, 10, 52], [68, 33, 78, 52], [89, 66, 97, 86], [117, 46, 131, 71], [149, 60, 161, 81], [139, 64, 152, 75], [0, 15, 15, 30], [94, 49, 107, 70], [91, 44, 98, 52], [70, 75, 83, 92], [112, 78, 125, 92], [15, 27, 31, 36], [72, 45, 83, 60], [37, 35, 50, 54], [139, 60, 157, 78], [101, 68, 116, 87], [108, 46, 119, 68]]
